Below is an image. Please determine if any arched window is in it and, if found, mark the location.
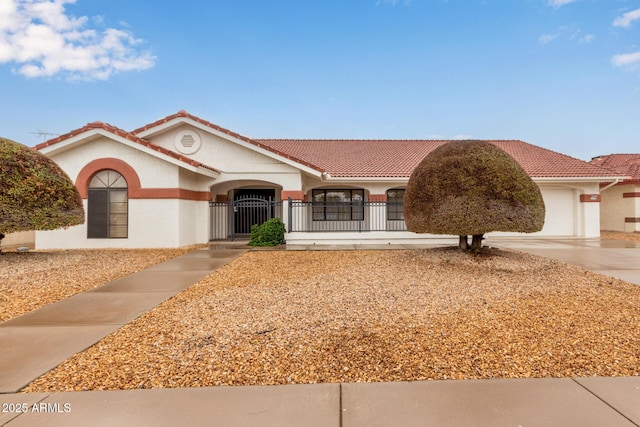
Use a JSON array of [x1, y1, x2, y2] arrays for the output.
[[88, 170, 128, 238]]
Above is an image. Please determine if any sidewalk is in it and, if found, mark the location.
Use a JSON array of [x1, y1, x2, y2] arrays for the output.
[[1, 241, 639, 426], [1, 377, 639, 426]]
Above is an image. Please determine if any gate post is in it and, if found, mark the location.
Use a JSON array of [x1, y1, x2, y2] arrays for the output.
[[230, 201, 235, 241]]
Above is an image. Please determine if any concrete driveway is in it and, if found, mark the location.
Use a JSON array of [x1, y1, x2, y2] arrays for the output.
[[486, 237, 640, 286]]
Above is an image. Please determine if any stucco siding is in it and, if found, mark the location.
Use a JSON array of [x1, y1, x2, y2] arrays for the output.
[[600, 184, 640, 232], [177, 199, 209, 246], [178, 168, 214, 192], [50, 137, 181, 189], [36, 199, 182, 249], [149, 124, 301, 174], [601, 185, 628, 232]]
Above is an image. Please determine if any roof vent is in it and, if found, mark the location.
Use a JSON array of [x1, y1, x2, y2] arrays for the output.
[[174, 130, 201, 155], [181, 134, 196, 148]]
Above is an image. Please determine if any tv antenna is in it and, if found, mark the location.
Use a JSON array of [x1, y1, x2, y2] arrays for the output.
[[30, 130, 59, 141]]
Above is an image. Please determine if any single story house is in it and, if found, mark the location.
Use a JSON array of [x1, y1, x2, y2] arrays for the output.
[[590, 154, 640, 233], [35, 110, 625, 249]]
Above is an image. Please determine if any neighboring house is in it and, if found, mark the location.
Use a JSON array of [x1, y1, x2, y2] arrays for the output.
[[590, 154, 640, 232], [35, 110, 624, 249]]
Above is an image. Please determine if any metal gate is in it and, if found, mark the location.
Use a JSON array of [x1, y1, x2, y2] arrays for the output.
[[209, 196, 282, 241]]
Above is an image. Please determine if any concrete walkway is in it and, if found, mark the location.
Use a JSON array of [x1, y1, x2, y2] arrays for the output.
[[0, 246, 248, 395], [1, 377, 639, 426], [486, 237, 640, 286], [288, 237, 640, 286], [1, 240, 640, 426]]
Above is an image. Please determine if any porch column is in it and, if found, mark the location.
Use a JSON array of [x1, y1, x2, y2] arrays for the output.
[[281, 190, 305, 234], [580, 194, 601, 237], [369, 194, 387, 230], [369, 194, 387, 202], [281, 190, 304, 200]]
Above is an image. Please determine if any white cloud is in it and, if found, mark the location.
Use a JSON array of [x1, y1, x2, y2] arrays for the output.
[[0, 0, 155, 80], [613, 8, 640, 28], [612, 51, 640, 68], [539, 34, 558, 44], [376, 0, 412, 6], [579, 34, 595, 44], [547, 0, 577, 8], [539, 26, 593, 45]]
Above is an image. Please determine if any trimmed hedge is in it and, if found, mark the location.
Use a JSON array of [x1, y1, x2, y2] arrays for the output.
[[0, 137, 84, 235], [404, 140, 545, 237], [249, 218, 286, 247]]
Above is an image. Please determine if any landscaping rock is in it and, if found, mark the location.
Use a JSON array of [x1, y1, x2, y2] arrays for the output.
[[22, 248, 640, 392], [0, 247, 200, 322]]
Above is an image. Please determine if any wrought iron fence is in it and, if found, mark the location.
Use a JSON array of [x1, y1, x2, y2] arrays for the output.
[[210, 199, 407, 240], [210, 197, 283, 241], [287, 200, 406, 232]]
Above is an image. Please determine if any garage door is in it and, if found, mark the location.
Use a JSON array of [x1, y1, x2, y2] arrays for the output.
[[539, 188, 576, 236]]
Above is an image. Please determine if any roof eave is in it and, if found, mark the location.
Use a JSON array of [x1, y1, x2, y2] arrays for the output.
[[322, 175, 628, 183], [532, 176, 629, 183], [322, 176, 410, 182], [39, 128, 220, 179], [138, 115, 325, 178], [37, 128, 104, 155]]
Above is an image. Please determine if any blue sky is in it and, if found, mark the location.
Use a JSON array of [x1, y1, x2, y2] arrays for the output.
[[1, 0, 639, 161]]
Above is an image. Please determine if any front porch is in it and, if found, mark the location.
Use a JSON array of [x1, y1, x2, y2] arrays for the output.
[[209, 198, 455, 244]]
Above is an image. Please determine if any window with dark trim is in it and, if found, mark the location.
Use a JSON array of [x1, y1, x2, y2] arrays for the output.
[[386, 189, 405, 221], [88, 170, 128, 238], [312, 189, 364, 221]]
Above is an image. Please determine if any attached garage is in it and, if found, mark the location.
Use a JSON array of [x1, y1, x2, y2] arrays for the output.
[[539, 188, 576, 236]]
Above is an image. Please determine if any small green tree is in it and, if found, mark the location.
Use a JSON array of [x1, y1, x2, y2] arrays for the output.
[[0, 137, 84, 249], [404, 140, 545, 251]]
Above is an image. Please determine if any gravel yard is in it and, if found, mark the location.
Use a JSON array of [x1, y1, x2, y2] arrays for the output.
[[0, 247, 200, 322], [601, 230, 640, 243], [24, 247, 640, 392]]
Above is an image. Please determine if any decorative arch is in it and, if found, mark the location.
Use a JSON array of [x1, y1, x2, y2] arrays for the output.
[[76, 158, 211, 201], [76, 158, 141, 199]]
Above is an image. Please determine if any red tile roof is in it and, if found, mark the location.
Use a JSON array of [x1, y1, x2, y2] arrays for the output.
[[590, 154, 640, 181], [36, 111, 622, 180], [36, 121, 219, 173], [256, 139, 621, 179]]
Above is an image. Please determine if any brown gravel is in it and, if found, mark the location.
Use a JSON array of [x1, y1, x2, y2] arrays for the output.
[[0, 247, 201, 322], [602, 230, 640, 243], [24, 248, 640, 392]]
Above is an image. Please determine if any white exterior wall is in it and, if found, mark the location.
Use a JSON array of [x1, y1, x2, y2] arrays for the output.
[[179, 168, 214, 192], [48, 137, 181, 188], [150, 125, 301, 175], [178, 199, 210, 246], [36, 137, 215, 249], [37, 199, 182, 249], [600, 184, 640, 232], [631, 202, 640, 232], [630, 188, 640, 232]]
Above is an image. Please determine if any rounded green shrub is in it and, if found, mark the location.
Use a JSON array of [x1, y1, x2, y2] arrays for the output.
[[249, 217, 286, 246], [404, 140, 545, 244], [1, 137, 85, 235]]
